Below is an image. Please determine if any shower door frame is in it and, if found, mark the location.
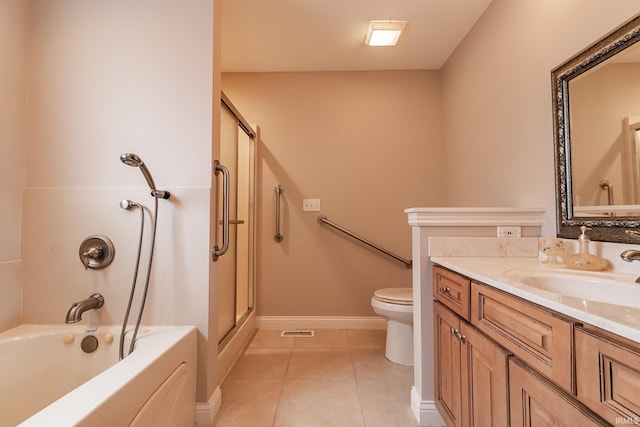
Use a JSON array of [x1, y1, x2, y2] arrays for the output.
[[217, 92, 257, 351]]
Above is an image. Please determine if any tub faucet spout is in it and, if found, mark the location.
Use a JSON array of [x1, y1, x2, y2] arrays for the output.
[[65, 293, 104, 323]]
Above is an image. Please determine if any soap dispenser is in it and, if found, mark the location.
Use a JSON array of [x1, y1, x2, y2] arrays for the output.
[[565, 226, 608, 271]]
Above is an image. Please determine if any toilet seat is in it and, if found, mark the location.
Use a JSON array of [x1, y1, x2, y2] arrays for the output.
[[373, 288, 413, 306]]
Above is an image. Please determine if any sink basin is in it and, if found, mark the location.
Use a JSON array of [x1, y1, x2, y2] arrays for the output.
[[502, 269, 640, 308]]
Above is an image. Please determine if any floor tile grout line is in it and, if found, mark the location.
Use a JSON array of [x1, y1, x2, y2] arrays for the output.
[[349, 346, 370, 427], [271, 347, 294, 427]]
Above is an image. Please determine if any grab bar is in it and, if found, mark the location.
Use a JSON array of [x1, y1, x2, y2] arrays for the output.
[[212, 160, 230, 261], [274, 185, 284, 242], [318, 215, 412, 269], [599, 180, 614, 205]]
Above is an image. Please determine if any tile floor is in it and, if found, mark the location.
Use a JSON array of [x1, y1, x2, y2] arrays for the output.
[[212, 329, 420, 427]]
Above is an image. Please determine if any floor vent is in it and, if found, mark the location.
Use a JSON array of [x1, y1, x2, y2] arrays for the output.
[[281, 330, 315, 337]]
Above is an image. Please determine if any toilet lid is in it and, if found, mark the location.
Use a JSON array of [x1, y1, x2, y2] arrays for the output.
[[373, 288, 413, 305]]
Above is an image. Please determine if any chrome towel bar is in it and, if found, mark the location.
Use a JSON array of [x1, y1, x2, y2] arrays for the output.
[[274, 185, 284, 242], [318, 215, 412, 269]]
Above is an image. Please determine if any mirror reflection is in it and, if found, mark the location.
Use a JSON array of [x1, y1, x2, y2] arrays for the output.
[[570, 43, 640, 217]]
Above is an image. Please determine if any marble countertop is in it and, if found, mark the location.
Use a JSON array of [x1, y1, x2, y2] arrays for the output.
[[430, 256, 640, 343]]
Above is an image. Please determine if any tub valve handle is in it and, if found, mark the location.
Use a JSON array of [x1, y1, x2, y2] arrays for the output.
[[79, 235, 115, 270], [82, 246, 103, 269]]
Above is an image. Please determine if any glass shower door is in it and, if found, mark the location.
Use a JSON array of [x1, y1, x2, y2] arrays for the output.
[[217, 99, 255, 346]]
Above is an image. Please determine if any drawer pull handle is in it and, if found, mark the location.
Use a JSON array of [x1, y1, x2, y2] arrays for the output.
[[440, 287, 451, 294], [450, 328, 466, 343]]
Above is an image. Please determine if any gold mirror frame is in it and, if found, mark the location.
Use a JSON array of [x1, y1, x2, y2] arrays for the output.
[[553, 13, 640, 243]]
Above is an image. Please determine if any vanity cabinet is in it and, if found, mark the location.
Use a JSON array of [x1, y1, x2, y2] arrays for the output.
[[575, 326, 640, 424], [433, 265, 611, 427]]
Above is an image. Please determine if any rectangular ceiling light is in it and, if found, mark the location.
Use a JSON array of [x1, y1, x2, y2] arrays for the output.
[[365, 20, 408, 47]]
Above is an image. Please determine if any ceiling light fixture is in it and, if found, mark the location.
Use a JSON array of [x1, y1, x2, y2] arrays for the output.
[[364, 20, 408, 47]]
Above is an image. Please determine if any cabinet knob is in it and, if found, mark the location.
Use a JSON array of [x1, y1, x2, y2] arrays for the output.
[[440, 287, 451, 294]]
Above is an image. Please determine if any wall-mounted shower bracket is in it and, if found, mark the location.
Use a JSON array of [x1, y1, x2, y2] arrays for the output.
[[79, 235, 115, 269]]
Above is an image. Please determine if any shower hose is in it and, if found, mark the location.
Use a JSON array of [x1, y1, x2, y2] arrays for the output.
[[119, 197, 159, 360]]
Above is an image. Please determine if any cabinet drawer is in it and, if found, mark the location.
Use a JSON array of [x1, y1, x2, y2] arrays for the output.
[[471, 282, 574, 393], [576, 327, 640, 425], [433, 266, 471, 321], [509, 358, 609, 427]]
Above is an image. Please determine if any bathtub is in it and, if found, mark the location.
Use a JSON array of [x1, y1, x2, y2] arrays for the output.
[[0, 324, 196, 427]]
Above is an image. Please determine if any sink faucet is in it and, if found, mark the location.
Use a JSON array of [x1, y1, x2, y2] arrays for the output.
[[620, 250, 640, 283], [65, 293, 105, 323]]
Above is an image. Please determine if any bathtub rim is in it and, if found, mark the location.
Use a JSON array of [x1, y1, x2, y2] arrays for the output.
[[8, 323, 197, 426]]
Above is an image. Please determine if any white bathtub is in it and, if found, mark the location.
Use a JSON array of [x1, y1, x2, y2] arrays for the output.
[[0, 324, 196, 427]]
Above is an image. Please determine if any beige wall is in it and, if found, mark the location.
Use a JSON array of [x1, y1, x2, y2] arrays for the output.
[[441, 0, 640, 235], [222, 71, 443, 316], [0, 0, 28, 330]]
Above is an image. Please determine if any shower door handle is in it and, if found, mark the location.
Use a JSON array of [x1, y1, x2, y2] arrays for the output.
[[212, 160, 230, 261]]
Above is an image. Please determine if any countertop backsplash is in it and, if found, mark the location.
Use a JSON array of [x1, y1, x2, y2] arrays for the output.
[[427, 237, 539, 258], [428, 236, 640, 276]]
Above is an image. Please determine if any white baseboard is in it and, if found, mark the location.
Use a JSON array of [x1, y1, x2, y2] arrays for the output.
[[256, 316, 386, 330], [411, 386, 445, 426], [195, 386, 222, 427]]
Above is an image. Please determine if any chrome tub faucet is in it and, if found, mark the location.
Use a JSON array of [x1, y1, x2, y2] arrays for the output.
[[65, 293, 104, 323]]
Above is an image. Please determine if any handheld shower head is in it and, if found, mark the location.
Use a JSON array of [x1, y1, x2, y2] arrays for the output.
[[120, 153, 156, 190], [120, 153, 143, 167], [120, 153, 171, 199]]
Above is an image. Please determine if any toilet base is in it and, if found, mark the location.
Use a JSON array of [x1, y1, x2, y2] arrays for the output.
[[385, 319, 413, 366]]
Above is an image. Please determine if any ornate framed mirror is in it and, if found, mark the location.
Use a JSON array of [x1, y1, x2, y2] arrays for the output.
[[553, 13, 640, 243]]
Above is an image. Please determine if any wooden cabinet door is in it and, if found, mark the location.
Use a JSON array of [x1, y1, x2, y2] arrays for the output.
[[460, 322, 509, 427], [434, 302, 462, 427], [575, 327, 640, 424], [509, 358, 609, 427]]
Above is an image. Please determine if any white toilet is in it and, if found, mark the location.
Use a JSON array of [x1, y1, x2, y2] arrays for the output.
[[371, 287, 413, 366]]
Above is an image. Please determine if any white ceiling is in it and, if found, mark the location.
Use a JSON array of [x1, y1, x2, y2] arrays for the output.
[[221, 0, 494, 73]]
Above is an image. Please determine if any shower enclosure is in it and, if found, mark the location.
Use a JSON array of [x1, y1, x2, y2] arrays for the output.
[[215, 93, 256, 350]]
